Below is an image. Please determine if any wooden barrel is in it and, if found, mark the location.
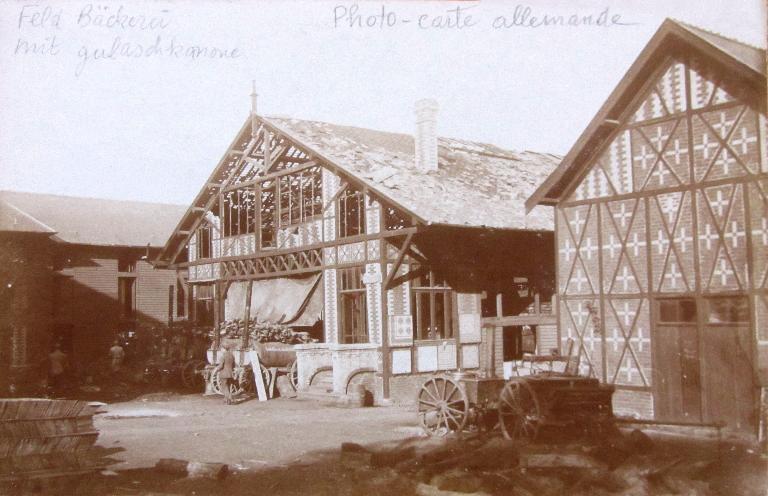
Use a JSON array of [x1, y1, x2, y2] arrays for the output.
[[0, 398, 101, 482], [253, 342, 296, 368]]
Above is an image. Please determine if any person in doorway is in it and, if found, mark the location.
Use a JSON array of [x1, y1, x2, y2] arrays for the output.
[[214, 343, 236, 405], [47, 343, 69, 397], [109, 340, 126, 373]]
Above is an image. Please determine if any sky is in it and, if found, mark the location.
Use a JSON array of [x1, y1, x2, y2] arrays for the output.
[[0, 0, 765, 206]]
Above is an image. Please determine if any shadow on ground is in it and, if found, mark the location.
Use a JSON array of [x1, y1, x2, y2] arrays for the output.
[[7, 429, 767, 496]]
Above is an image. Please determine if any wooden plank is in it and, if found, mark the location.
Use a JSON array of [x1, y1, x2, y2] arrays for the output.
[[248, 351, 268, 401]]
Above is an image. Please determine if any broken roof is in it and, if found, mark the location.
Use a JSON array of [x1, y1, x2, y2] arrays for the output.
[[263, 116, 560, 230], [527, 18, 766, 210], [0, 190, 188, 247]]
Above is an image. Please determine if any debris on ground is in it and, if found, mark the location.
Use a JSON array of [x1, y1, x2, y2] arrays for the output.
[[323, 430, 765, 496]]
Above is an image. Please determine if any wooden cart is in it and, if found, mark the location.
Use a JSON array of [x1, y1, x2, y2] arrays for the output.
[[205, 342, 298, 398], [417, 371, 615, 443]]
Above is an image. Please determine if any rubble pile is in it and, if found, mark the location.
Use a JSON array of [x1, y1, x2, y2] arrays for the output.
[[336, 430, 764, 496]]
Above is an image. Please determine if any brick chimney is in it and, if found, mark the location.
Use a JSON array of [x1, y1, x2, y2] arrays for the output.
[[414, 99, 439, 173], [250, 80, 259, 137]]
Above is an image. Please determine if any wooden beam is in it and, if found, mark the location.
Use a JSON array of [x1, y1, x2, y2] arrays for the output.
[[168, 136, 262, 264], [220, 160, 319, 193], [242, 280, 253, 349], [482, 315, 556, 327], [263, 128, 271, 171], [383, 232, 413, 290], [322, 182, 348, 214]]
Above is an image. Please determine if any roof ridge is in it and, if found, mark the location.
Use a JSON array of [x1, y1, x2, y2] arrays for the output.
[[670, 18, 766, 52], [264, 115, 557, 160]]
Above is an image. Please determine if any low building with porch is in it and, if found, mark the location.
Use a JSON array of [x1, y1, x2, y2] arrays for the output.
[[526, 19, 767, 439], [0, 190, 187, 391], [156, 97, 560, 404]]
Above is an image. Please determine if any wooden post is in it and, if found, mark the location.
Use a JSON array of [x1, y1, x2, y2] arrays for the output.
[[242, 280, 253, 351], [491, 292, 503, 378]]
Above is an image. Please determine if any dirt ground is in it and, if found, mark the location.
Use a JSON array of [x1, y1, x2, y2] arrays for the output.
[[6, 393, 767, 495], [94, 392, 418, 470]]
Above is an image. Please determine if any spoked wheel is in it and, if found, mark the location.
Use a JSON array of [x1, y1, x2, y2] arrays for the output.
[[212, 368, 246, 397], [498, 379, 541, 443], [181, 359, 206, 390], [417, 376, 469, 436], [256, 364, 272, 392], [289, 360, 298, 390]]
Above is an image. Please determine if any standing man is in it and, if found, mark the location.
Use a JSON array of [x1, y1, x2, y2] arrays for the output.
[[214, 343, 236, 405], [109, 340, 126, 374], [47, 343, 69, 397]]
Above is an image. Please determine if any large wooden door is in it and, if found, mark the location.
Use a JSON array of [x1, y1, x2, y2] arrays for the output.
[[700, 325, 756, 433], [652, 324, 702, 423]]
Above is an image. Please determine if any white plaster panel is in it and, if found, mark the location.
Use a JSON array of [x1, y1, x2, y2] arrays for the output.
[[461, 344, 480, 369], [391, 349, 411, 375], [459, 313, 482, 343], [437, 342, 457, 370], [417, 346, 438, 372]]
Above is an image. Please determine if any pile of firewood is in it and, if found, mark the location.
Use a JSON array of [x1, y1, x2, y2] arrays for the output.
[[214, 319, 312, 345]]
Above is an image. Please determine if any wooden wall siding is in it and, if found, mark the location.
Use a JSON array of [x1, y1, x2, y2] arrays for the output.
[[135, 260, 177, 323], [555, 54, 767, 420]]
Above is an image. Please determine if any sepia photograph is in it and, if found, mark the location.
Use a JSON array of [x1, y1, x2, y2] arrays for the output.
[[0, 0, 766, 494]]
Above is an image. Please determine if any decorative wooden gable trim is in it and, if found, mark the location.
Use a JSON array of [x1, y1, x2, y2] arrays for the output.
[[156, 115, 425, 267]]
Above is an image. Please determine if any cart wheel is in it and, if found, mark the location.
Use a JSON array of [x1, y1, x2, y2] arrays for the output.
[[236, 366, 254, 394], [499, 380, 541, 443], [417, 376, 468, 437], [256, 364, 272, 392], [289, 360, 298, 390], [212, 368, 246, 397], [181, 360, 206, 390]]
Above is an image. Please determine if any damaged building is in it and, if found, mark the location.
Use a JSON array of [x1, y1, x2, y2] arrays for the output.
[[155, 97, 561, 403], [527, 19, 767, 438]]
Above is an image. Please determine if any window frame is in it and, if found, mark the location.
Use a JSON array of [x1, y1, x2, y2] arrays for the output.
[[338, 187, 366, 239], [411, 269, 454, 341], [338, 266, 368, 344], [655, 297, 697, 326]]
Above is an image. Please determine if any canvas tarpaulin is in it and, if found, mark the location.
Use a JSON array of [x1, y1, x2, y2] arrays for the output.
[[224, 274, 322, 326]]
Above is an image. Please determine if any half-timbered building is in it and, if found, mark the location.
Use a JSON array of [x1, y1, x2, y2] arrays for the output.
[[156, 97, 560, 403], [527, 19, 767, 437]]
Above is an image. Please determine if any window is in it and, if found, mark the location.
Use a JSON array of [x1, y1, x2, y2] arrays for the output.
[[338, 267, 368, 344], [118, 277, 135, 319], [176, 280, 186, 318], [503, 326, 536, 361], [338, 187, 366, 238], [196, 223, 213, 259], [412, 270, 453, 340], [223, 188, 256, 237], [259, 167, 322, 247], [277, 166, 322, 228], [706, 296, 749, 324], [192, 283, 214, 326], [118, 257, 136, 273], [657, 298, 697, 324]]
